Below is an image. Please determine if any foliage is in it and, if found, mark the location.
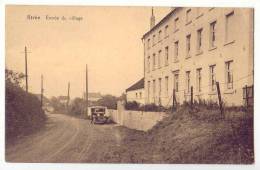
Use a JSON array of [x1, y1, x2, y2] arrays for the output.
[[96, 94, 118, 109], [68, 97, 86, 116], [5, 69, 46, 142], [118, 93, 127, 102], [125, 101, 140, 110], [5, 69, 25, 87], [49, 96, 66, 112]]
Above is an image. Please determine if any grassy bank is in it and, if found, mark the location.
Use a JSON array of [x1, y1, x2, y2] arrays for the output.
[[102, 106, 254, 163], [5, 81, 46, 144]]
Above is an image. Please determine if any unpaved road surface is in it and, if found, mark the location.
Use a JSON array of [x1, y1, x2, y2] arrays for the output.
[[6, 113, 126, 163]]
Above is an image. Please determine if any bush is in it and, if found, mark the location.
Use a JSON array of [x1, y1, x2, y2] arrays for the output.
[[6, 81, 46, 142], [125, 102, 168, 112], [140, 103, 167, 112], [68, 98, 86, 116], [125, 101, 140, 110], [49, 97, 66, 113], [96, 95, 117, 109]]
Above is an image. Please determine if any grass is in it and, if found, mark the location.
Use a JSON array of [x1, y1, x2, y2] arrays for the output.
[[103, 105, 254, 163]]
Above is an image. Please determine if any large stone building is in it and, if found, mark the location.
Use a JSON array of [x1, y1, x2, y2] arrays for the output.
[[142, 7, 253, 106]]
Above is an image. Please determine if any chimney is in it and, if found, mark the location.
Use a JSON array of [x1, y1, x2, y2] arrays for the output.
[[150, 7, 155, 29]]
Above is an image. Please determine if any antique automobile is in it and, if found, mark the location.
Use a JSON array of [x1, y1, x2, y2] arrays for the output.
[[90, 106, 109, 124]]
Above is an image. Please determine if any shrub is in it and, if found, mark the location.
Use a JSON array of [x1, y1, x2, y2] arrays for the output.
[[68, 98, 86, 116], [138, 103, 167, 112], [96, 95, 117, 109], [125, 101, 140, 110], [6, 80, 46, 142]]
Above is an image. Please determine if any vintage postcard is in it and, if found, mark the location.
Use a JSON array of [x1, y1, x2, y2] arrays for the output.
[[5, 5, 254, 164]]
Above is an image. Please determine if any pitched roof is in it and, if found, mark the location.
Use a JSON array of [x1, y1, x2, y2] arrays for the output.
[[126, 78, 144, 92], [142, 7, 180, 40]]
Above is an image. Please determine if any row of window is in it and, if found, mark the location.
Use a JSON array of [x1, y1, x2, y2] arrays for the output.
[[147, 46, 169, 72], [135, 92, 142, 99], [146, 8, 229, 49], [146, 10, 234, 72], [147, 61, 233, 99]]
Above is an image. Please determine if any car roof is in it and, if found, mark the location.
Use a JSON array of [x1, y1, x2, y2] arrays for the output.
[[90, 106, 107, 108]]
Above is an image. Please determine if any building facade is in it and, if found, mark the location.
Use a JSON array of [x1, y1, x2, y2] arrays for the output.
[[126, 78, 145, 104], [142, 7, 253, 106]]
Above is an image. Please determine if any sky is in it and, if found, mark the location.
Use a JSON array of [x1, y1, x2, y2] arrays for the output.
[[6, 5, 171, 99]]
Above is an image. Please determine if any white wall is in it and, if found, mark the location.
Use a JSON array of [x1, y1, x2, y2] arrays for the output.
[[108, 109, 166, 131], [126, 88, 145, 105]]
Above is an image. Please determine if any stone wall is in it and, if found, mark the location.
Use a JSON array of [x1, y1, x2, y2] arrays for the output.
[[108, 102, 167, 131]]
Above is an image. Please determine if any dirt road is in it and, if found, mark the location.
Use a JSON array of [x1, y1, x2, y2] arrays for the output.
[[6, 113, 125, 163]]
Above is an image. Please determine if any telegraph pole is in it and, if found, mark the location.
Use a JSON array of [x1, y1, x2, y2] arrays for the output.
[[24, 46, 29, 92], [86, 64, 88, 116], [67, 82, 70, 109], [41, 74, 44, 108]]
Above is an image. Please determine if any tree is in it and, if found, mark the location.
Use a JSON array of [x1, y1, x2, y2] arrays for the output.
[[5, 69, 25, 88], [49, 96, 65, 112], [96, 94, 118, 109], [68, 97, 85, 116], [5, 69, 46, 141]]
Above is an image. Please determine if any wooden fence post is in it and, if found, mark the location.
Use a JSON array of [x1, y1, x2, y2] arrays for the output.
[[245, 85, 248, 108], [172, 88, 175, 112], [191, 86, 193, 109], [216, 82, 224, 117], [174, 94, 177, 109]]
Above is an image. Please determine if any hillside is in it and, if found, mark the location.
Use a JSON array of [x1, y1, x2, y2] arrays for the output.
[[5, 81, 46, 144], [102, 106, 254, 163]]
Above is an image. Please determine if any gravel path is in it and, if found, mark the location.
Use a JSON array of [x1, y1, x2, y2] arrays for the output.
[[6, 113, 124, 163]]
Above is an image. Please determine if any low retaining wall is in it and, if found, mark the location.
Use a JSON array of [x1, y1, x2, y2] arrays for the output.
[[108, 109, 167, 131]]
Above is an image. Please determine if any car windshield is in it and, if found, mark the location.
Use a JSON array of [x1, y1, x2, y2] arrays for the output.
[[95, 108, 105, 112]]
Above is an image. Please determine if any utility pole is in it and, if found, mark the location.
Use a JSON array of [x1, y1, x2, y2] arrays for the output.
[[41, 74, 44, 108], [24, 46, 30, 93], [86, 64, 88, 116], [67, 82, 70, 109]]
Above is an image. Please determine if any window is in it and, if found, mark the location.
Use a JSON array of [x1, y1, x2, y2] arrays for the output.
[[140, 92, 142, 99], [158, 50, 162, 68], [174, 17, 179, 32], [186, 34, 191, 56], [136, 93, 138, 98], [210, 21, 217, 48], [209, 65, 216, 92], [225, 11, 235, 43], [164, 25, 169, 37], [197, 28, 203, 52], [165, 46, 169, 66], [186, 71, 191, 93], [152, 53, 156, 70], [225, 61, 233, 89], [147, 56, 150, 72], [153, 80, 156, 101], [174, 73, 179, 92], [148, 81, 150, 102], [196, 68, 202, 92], [158, 30, 162, 42], [186, 9, 192, 24], [147, 39, 150, 49], [174, 41, 179, 61], [153, 34, 156, 45], [165, 76, 169, 97]]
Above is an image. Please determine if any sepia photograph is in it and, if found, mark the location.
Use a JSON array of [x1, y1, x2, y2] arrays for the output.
[[4, 4, 254, 164]]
